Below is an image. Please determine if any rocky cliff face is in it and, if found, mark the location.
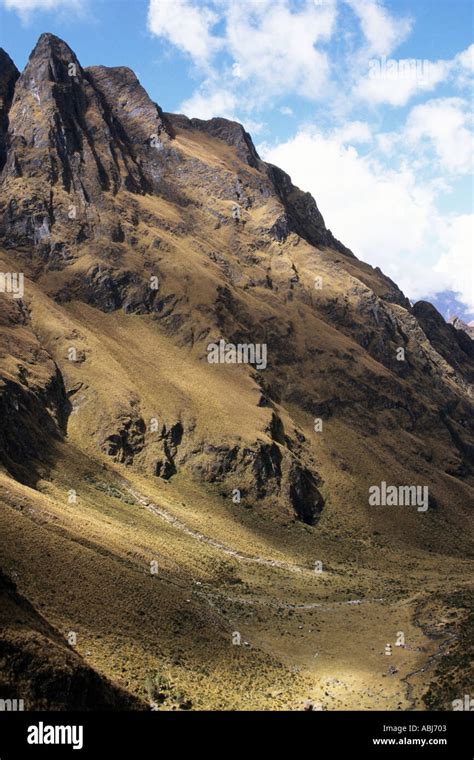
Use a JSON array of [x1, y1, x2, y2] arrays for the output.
[[0, 50, 19, 172]]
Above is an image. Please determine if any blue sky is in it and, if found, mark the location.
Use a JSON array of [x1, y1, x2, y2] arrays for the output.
[[1, 0, 473, 319]]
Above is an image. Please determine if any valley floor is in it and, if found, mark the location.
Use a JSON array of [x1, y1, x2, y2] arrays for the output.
[[0, 446, 471, 711]]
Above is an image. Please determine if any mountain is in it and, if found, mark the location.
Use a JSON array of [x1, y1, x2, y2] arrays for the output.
[[448, 315, 474, 341], [427, 289, 474, 326], [0, 33, 472, 711]]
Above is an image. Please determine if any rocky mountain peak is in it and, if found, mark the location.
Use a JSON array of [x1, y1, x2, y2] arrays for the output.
[[448, 314, 474, 339], [86, 65, 172, 146], [2, 34, 165, 210], [26, 31, 80, 80]]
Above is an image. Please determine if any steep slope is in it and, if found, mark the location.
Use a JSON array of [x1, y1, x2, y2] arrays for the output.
[[0, 568, 144, 710], [0, 33, 472, 711]]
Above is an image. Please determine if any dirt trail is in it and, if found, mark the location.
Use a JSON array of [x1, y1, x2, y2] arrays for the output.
[[123, 482, 310, 574], [123, 481, 387, 608]]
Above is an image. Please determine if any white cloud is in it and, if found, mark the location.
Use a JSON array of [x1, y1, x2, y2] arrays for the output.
[[452, 44, 474, 90], [147, 0, 337, 114], [3, 0, 83, 20], [261, 127, 433, 264], [179, 84, 266, 134], [345, 0, 412, 57], [333, 120, 372, 144], [455, 43, 474, 74], [350, 40, 474, 108], [180, 87, 238, 121], [260, 126, 473, 311], [434, 214, 474, 311], [404, 98, 474, 175], [147, 1, 469, 118], [223, 0, 336, 101], [353, 43, 473, 108], [147, 0, 220, 66], [355, 58, 448, 106]]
